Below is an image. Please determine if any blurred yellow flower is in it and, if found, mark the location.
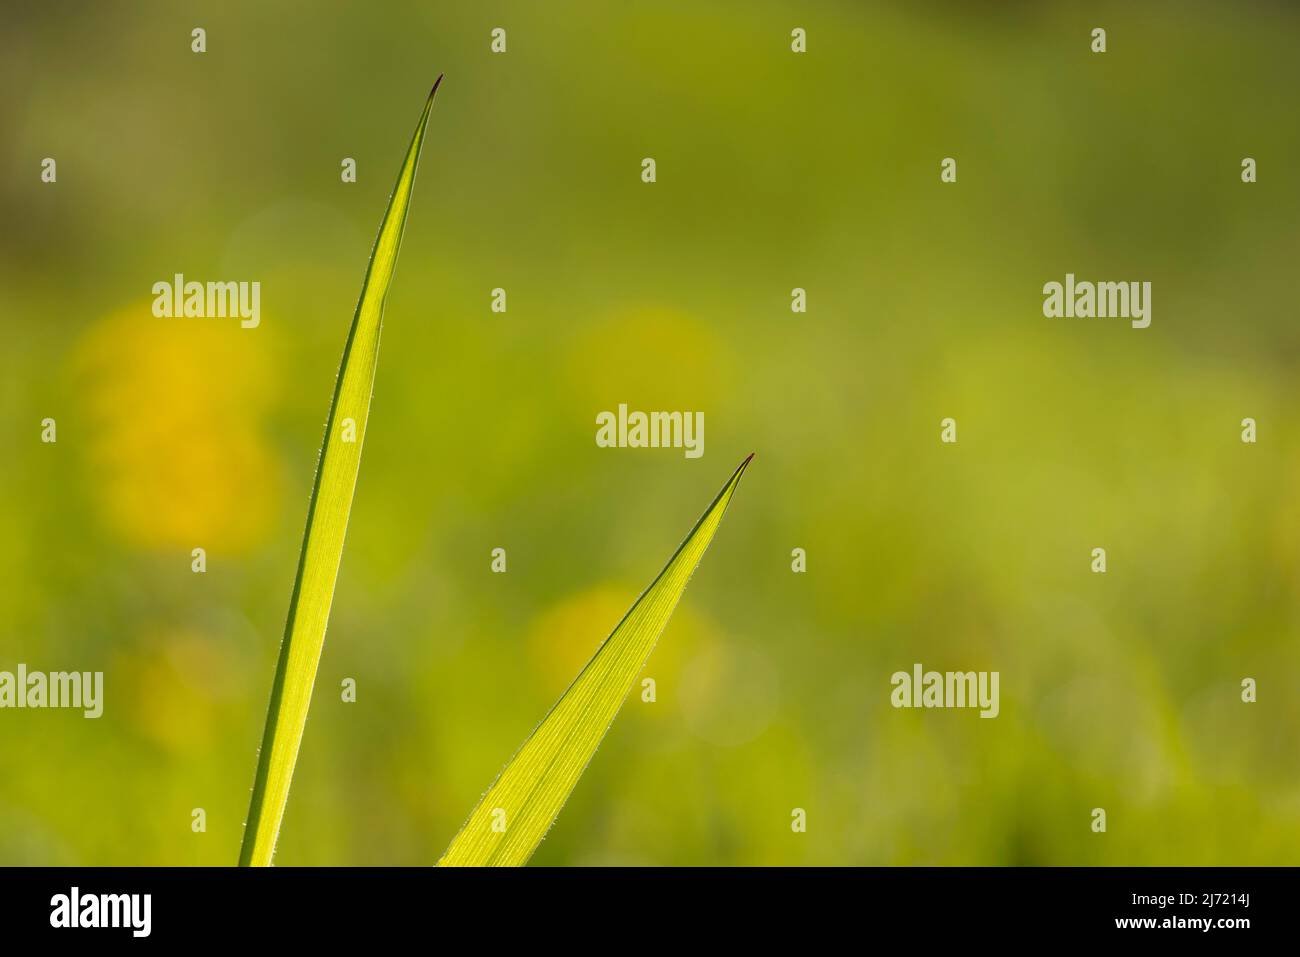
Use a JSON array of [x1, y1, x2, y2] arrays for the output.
[[71, 302, 281, 553]]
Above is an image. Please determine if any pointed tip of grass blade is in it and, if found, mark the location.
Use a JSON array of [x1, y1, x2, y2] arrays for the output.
[[722, 451, 754, 496], [415, 75, 442, 130]]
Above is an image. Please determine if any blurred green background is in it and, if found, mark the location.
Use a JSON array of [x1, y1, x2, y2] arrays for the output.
[[2, 0, 1299, 865]]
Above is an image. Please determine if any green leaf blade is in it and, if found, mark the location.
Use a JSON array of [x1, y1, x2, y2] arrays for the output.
[[438, 453, 754, 867], [239, 78, 442, 867]]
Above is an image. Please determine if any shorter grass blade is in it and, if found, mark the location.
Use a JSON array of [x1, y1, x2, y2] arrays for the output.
[[438, 453, 754, 866]]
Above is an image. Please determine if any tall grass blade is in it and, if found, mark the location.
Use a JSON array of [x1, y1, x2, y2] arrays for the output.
[[438, 453, 754, 866], [239, 77, 442, 866]]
